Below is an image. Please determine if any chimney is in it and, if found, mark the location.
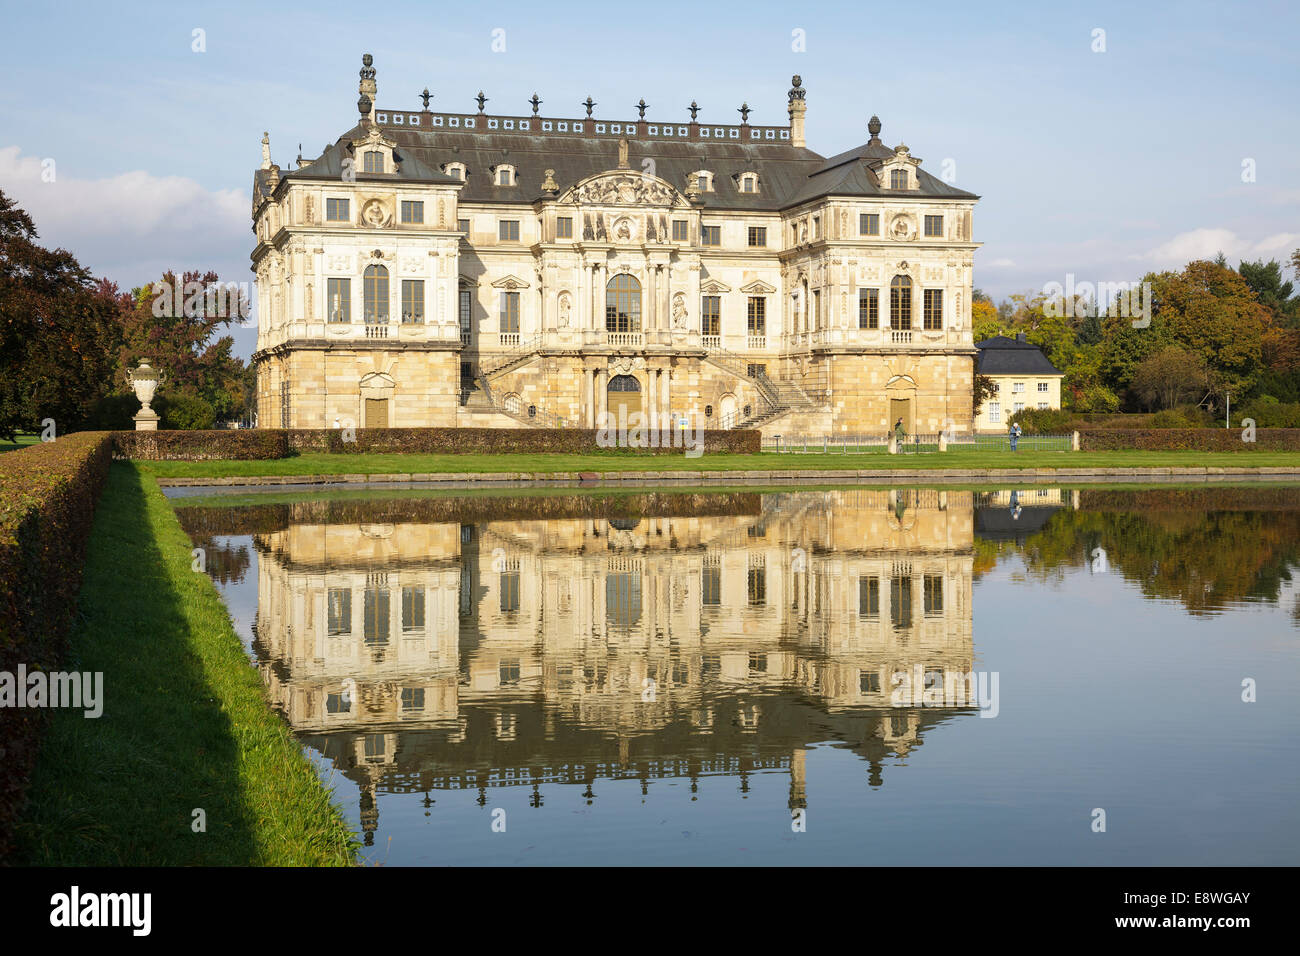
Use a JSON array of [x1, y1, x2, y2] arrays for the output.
[[787, 75, 806, 148]]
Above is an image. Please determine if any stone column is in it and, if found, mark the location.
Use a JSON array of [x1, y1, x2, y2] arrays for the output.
[[597, 368, 608, 427], [661, 365, 671, 426], [647, 265, 657, 332]]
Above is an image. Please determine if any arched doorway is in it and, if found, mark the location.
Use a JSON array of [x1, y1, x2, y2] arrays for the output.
[[719, 393, 738, 427], [608, 374, 641, 424], [605, 274, 641, 333]]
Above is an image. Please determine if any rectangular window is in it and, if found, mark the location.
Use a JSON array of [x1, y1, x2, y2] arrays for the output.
[[813, 289, 821, 326], [1038, 381, 1049, 393], [697, 174, 709, 192], [499, 659, 521, 684], [556, 216, 573, 238], [747, 565, 766, 605], [499, 572, 520, 613], [400, 200, 424, 224], [923, 574, 944, 614], [702, 296, 721, 336], [924, 214, 944, 237], [1013, 382, 1025, 393], [325, 198, 349, 222], [458, 218, 469, 234], [812, 215, 821, 238], [363, 150, 383, 173], [498, 219, 520, 241], [459, 289, 472, 338], [402, 586, 425, 631], [363, 587, 389, 645], [1014, 402, 1025, 413], [741, 176, 755, 193], [497, 168, 512, 186], [326, 588, 351, 635], [890, 576, 913, 630], [326, 278, 351, 323], [923, 288, 943, 330], [988, 402, 1001, 424], [701, 564, 721, 606], [672, 220, 688, 241], [859, 213, 880, 236], [401, 687, 425, 713], [890, 169, 908, 189], [1038, 401, 1049, 410], [747, 297, 766, 337], [859, 576, 880, 618], [859, 671, 881, 694], [747, 226, 766, 247], [859, 289, 879, 329], [890, 282, 912, 329], [500, 292, 520, 333], [701, 225, 721, 246], [401, 280, 424, 323]]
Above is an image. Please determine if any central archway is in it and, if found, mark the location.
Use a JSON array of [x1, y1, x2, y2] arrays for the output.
[[608, 373, 642, 424]]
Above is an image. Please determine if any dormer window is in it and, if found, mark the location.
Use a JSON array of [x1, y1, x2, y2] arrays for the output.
[[890, 168, 909, 189], [739, 173, 759, 193], [363, 150, 384, 173], [443, 162, 467, 181], [694, 171, 714, 192], [495, 165, 516, 187]]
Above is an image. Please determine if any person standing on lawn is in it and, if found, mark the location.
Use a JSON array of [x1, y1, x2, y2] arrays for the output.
[[1009, 421, 1022, 451]]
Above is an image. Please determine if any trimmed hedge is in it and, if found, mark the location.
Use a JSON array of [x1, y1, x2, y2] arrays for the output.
[[113, 429, 289, 460], [0, 431, 114, 857], [1078, 428, 1300, 451], [113, 427, 761, 459]]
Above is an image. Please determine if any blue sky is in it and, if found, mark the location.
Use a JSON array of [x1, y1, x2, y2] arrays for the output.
[[3, 0, 1297, 359]]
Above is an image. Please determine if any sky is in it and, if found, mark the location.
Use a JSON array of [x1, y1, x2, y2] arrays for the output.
[[2, 0, 1297, 360]]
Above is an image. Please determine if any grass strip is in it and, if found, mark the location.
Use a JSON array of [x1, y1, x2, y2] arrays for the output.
[[16, 463, 357, 865]]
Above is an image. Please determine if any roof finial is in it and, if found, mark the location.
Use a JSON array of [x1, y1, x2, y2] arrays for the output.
[[358, 53, 377, 112], [260, 132, 271, 169], [868, 114, 882, 141], [476, 90, 488, 112], [420, 88, 432, 109], [529, 93, 542, 115], [636, 98, 648, 120], [583, 96, 596, 118], [738, 102, 751, 124], [688, 100, 700, 122]]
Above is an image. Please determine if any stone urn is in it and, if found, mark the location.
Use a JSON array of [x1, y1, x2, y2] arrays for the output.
[[126, 359, 166, 431]]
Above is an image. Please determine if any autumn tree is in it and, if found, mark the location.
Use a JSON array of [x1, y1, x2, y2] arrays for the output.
[[0, 190, 124, 439], [1130, 345, 1210, 410]]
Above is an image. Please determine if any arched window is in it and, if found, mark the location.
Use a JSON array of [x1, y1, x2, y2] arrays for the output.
[[364, 264, 389, 323], [605, 273, 642, 333], [608, 374, 641, 392], [363, 150, 384, 173], [890, 275, 912, 330]]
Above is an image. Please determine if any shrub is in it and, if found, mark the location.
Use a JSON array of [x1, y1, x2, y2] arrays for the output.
[[1008, 408, 1074, 435], [0, 431, 114, 856], [1240, 402, 1300, 429], [112, 429, 288, 460], [158, 394, 217, 431], [1077, 428, 1300, 451]]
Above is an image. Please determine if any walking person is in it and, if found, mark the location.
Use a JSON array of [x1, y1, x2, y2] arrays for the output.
[[894, 416, 906, 453]]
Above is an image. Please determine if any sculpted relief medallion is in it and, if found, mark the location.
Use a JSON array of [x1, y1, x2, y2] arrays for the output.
[[362, 199, 392, 228], [890, 214, 915, 240]]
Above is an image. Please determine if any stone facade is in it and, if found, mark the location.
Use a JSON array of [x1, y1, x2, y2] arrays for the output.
[[251, 57, 982, 435]]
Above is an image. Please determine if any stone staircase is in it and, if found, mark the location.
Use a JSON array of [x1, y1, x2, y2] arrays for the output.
[[702, 348, 818, 429]]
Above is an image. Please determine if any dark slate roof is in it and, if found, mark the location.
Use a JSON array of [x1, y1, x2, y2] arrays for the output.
[[975, 336, 1063, 376], [275, 115, 978, 211], [281, 126, 462, 185]]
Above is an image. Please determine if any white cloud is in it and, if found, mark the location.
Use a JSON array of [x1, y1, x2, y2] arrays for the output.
[[0, 146, 247, 285], [985, 257, 1017, 268], [1134, 227, 1300, 266]]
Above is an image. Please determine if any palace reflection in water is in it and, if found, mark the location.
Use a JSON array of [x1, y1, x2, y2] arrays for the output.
[[239, 489, 1015, 844]]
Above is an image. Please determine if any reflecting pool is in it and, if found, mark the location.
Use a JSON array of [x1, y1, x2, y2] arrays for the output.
[[174, 485, 1300, 865]]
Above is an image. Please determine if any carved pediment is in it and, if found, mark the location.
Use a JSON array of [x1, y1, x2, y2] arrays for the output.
[[491, 274, 530, 290], [561, 172, 686, 208], [739, 279, 777, 294], [700, 278, 732, 294]]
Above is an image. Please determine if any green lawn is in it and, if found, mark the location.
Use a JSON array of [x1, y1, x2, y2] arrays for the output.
[[137, 448, 1300, 479], [16, 463, 357, 865], [0, 434, 41, 453]]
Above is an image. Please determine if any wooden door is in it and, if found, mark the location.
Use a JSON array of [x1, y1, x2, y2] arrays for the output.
[[365, 398, 389, 428]]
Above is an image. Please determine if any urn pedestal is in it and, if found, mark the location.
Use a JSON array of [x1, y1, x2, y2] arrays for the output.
[[126, 360, 165, 431]]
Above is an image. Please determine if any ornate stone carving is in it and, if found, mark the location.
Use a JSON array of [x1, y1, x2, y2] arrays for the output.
[[563, 173, 682, 208], [362, 198, 391, 228], [558, 292, 572, 327], [671, 293, 687, 329]]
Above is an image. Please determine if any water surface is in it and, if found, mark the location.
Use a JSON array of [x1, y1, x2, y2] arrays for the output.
[[176, 485, 1300, 865]]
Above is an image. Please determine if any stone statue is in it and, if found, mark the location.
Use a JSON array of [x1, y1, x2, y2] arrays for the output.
[[583, 214, 594, 240], [595, 214, 607, 241], [260, 132, 271, 169], [558, 293, 571, 327], [671, 293, 687, 329], [617, 137, 629, 169]]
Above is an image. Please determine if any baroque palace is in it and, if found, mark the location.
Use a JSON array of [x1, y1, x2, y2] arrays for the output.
[[251, 55, 981, 435]]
